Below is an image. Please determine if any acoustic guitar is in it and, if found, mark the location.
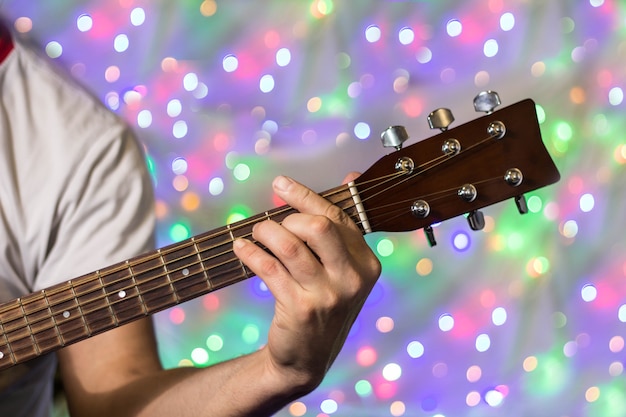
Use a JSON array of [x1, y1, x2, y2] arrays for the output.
[[0, 94, 560, 371]]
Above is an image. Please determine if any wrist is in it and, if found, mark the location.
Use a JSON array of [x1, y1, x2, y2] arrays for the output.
[[259, 346, 324, 400]]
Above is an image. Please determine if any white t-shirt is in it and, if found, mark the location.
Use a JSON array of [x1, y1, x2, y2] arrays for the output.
[[0, 25, 156, 416]]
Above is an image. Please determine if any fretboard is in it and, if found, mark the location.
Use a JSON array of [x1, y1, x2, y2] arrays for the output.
[[0, 184, 361, 370]]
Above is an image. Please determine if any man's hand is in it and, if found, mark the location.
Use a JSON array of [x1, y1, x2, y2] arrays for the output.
[[232, 175, 381, 392], [59, 174, 380, 417]]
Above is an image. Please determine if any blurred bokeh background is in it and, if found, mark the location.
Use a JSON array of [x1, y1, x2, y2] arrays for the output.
[[2, 1, 625, 416]]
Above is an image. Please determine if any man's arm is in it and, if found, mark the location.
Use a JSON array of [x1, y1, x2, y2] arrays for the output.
[[57, 174, 381, 417]]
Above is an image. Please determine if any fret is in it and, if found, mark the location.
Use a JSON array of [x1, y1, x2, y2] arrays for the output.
[[0, 342, 16, 365], [0, 298, 41, 364], [47, 282, 90, 343], [158, 249, 180, 304], [19, 292, 61, 354], [0, 306, 17, 366], [130, 271, 149, 315], [41, 290, 64, 346], [17, 298, 40, 356], [97, 261, 146, 324], [68, 280, 91, 337], [157, 240, 209, 303], [71, 275, 115, 336], [97, 271, 119, 327], [263, 207, 294, 225], [228, 223, 248, 282], [196, 225, 247, 290]]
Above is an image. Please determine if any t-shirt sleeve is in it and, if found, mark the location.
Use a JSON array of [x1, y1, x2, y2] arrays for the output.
[[32, 124, 156, 291], [1, 37, 156, 294]]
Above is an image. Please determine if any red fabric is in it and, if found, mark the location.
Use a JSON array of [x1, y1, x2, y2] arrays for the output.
[[0, 21, 14, 64]]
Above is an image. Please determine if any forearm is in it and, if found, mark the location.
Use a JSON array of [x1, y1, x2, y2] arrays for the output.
[[68, 347, 317, 417]]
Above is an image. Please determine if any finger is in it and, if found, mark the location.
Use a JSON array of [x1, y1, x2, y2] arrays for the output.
[[272, 176, 354, 230], [259, 218, 323, 273], [232, 236, 303, 299], [235, 217, 329, 292], [341, 171, 361, 185], [278, 213, 352, 276]]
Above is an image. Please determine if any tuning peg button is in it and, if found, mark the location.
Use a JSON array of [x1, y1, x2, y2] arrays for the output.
[[515, 194, 529, 214], [427, 108, 454, 131], [467, 210, 485, 231], [381, 125, 409, 150], [473, 91, 501, 114], [424, 225, 437, 247]]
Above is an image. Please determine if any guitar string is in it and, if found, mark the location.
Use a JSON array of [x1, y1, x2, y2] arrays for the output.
[[0, 132, 504, 359]]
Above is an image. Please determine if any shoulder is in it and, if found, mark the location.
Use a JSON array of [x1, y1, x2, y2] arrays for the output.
[[3, 35, 127, 146]]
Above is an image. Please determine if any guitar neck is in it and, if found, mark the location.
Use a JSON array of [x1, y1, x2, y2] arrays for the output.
[[0, 184, 359, 370]]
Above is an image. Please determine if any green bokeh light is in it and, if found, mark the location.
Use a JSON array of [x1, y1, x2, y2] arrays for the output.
[[555, 121, 573, 141], [527, 195, 543, 213], [314, 0, 334, 15], [227, 204, 253, 225], [169, 222, 191, 242], [533, 256, 550, 274], [525, 353, 570, 396], [242, 324, 260, 344], [552, 121, 573, 154], [355, 379, 373, 397], [507, 232, 524, 251], [552, 312, 567, 328], [191, 347, 209, 366], [233, 163, 251, 182], [588, 382, 626, 417], [376, 238, 395, 257], [337, 51, 351, 69], [206, 334, 224, 351]]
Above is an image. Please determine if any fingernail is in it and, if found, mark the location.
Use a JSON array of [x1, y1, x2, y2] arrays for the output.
[[273, 175, 293, 192], [233, 238, 248, 249]]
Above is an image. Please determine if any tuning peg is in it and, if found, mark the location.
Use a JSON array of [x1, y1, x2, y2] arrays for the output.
[[427, 108, 454, 131], [515, 194, 529, 214], [467, 210, 485, 231], [473, 91, 501, 114], [424, 225, 437, 247], [381, 125, 409, 150]]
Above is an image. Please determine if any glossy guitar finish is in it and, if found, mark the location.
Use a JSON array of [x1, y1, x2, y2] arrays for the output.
[[356, 98, 559, 234]]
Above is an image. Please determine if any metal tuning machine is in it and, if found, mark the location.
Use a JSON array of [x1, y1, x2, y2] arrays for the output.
[[381, 125, 409, 151], [427, 108, 454, 131], [473, 90, 501, 114]]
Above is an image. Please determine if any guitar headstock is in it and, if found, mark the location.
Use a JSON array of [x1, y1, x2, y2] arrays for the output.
[[354, 94, 560, 245]]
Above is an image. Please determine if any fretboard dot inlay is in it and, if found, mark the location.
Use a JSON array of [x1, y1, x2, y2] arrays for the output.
[[0, 352, 4, 359], [62, 311, 70, 319], [182, 268, 190, 276], [118, 290, 127, 298]]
